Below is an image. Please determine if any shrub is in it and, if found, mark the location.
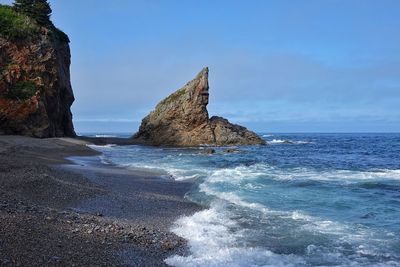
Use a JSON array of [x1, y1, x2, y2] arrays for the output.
[[5, 81, 37, 101], [13, 0, 52, 27], [0, 4, 39, 40]]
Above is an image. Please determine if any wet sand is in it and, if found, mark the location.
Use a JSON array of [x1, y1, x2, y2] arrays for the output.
[[0, 136, 201, 266]]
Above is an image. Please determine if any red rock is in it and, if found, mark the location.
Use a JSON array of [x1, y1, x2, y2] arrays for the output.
[[0, 28, 75, 137]]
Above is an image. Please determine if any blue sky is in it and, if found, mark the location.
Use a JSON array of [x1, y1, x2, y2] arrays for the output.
[[2, 0, 400, 133]]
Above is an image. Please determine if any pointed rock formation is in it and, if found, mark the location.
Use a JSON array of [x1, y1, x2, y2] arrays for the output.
[[133, 67, 265, 146]]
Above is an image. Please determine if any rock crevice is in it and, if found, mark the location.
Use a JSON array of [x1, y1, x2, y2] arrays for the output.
[[133, 67, 265, 146]]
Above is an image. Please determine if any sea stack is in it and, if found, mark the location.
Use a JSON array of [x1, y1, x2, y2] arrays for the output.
[[133, 67, 265, 146], [0, 6, 75, 137]]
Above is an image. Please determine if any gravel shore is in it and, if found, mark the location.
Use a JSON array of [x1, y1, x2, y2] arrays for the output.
[[0, 136, 201, 266]]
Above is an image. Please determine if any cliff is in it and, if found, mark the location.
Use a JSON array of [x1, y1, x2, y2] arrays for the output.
[[133, 67, 265, 146], [0, 5, 75, 137]]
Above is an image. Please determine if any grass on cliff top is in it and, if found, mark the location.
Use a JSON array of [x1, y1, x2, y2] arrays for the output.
[[0, 4, 68, 43], [0, 5, 39, 40]]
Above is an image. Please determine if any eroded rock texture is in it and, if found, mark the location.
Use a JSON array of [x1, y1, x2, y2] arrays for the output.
[[133, 67, 265, 146], [0, 29, 75, 137]]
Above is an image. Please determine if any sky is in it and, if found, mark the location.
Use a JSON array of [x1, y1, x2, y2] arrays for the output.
[[2, 0, 400, 133]]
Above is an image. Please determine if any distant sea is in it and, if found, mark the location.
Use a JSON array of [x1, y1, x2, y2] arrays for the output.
[[85, 133, 400, 266]]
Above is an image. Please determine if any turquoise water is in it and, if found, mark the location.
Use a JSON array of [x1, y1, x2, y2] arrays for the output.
[[89, 133, 400, 266]]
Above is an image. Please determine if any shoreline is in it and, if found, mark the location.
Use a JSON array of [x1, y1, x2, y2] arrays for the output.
[[0, 135, 202, 266]]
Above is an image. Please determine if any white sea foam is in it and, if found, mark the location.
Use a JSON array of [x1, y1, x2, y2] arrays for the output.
[[268, 139, 312, 144], [99, 155, 111, 165], [175, 186, 395, 266], [206, 165, 267, 183], [269, 139, 287, 144], [211, 164, 400, 184], [202, 179, 351, 237], [199, 163, 400, 188], [200, 184, 271, 214], [165, 202, 306, 267], [289, 210, 351, 236], [88, 144, 117, 149], [167, 194, 396, 266], [123, 162, 205, 181], [94, 144, 400, 185], [262, 134, 273, 137], [195, 165, 399, 264], [290, 209, 399, 265], [279, 168, 400, 183], [295, 140, 312, 144], [94, 134, 117, 137]]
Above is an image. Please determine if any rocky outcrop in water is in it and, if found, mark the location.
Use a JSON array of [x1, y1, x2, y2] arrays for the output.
[[133, 67, 265, 146], [0, 6, 75, 137]]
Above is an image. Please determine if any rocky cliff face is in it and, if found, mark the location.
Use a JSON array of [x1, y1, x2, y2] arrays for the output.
[[133, 68, 265, 146], [0, 28, 75, 137]]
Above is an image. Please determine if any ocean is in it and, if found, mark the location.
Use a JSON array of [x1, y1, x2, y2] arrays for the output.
[[86, 133, 400, 266]]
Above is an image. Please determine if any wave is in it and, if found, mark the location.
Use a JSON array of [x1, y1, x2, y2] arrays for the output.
[[262, 134, 273, 137], [170, 182, 398, 266], [179, 164, 400, 264], [165, 202, 306, 267], [90, 143, 400, 185], [87, 144, 117, 149], [117, 155, 400, 186], [122, 162, 206, 181], [166, 194, 397, 266], [94, 134, 117, 138], [268, 139, 312, 145], [205, 164, 400, 184], [201, 164, 400, 189], [99, 155, 112, 165], [200, 183, 271, 214], [278, 168, 400, 183]]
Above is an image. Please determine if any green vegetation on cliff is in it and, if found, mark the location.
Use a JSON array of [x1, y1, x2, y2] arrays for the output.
[[5, 81, 37, 101], [157, 88, 186, 107], [153, 88, 186, 117], [13, 0, 51, 27], [0, 1, 68, 100], [0, 1, 69, 42], [0, 5, 39, 39]]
